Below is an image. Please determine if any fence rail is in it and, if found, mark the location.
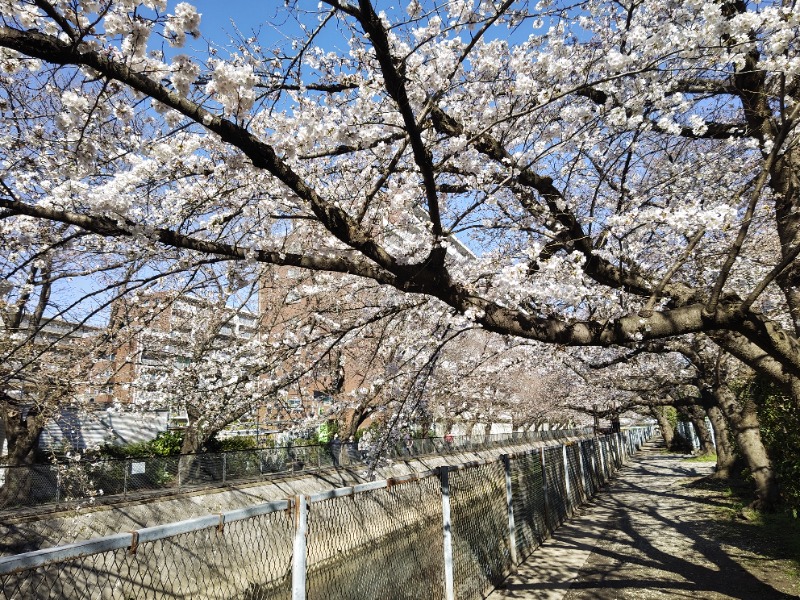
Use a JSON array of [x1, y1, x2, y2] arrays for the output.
[[0, 426, 655, 600], [0, 428, 591, 512]]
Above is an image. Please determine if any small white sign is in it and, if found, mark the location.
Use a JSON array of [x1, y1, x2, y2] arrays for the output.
[[131, 462, 146, 475]]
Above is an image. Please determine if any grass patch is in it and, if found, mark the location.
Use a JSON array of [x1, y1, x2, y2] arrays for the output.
[[687, 474, 800, 594], [684, 453, 718, 463], [723, 509, 800, 588], [706, 476, 800, 581], [749, 511, 800, 560]]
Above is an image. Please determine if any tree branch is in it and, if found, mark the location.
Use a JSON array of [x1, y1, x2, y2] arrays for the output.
[[0, 196, 397, 285]]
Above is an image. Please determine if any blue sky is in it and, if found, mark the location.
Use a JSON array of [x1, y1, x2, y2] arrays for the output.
[[189, 2, 347, 49], [192, 1, 285, 35]]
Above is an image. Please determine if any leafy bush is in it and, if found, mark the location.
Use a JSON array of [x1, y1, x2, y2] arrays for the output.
[[208, 435, 259, 452], [316, 420, 338, 444], [149, 430, 185, 455], [100, 430, 184, 458], [750, 377, 800, 516]]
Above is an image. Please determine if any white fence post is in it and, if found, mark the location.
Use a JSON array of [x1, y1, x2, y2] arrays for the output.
[[502, 454, 519, 566], [562, 444, 571, 514], [599, 438, 607, 482], [291, 495, 308, 600], [441, 466, 455, 600], [539, 447, 550, 532], [612, 435, 619, 469], [578, 441, 587, 501]]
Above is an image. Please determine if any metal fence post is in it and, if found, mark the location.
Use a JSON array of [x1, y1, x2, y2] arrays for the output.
[[55, 465, 61, 504], [562, 444, 571, 513], [608, 434, 619, 468], [123, 459, 128, 498], [599, 438, 607, 482], [539, 448, 550, 533], [222, 453, 227, 484], [502, 454, 519, 566], [441, 466, 455, 600], [577, 441, 586, 501], [609, 436, 615, 471], [291, 495, 308, 600], [613, 435, 618, 469]]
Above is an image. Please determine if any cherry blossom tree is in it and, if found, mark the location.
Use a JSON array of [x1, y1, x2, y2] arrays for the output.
[[425, 337, 588, 433], [0, 240, 122, 502], [1, 0, 799, 507]]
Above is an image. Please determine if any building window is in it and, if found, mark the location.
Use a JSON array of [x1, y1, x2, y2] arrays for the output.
[[140, 349, 170, 366], [313, 391, 333, 404]]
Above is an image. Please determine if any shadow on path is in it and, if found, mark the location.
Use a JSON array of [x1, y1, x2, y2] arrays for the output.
[[489, 439, 796, 600]]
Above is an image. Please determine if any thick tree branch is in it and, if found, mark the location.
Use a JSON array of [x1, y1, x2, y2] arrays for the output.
[[0, 197, 397, 285], [353, 1, 444, 240]]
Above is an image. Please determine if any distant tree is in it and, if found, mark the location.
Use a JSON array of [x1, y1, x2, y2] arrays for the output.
[[580, 339, 777, 507]]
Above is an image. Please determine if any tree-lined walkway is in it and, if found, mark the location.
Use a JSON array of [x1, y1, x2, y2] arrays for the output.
[[489, 439, 797, 599]]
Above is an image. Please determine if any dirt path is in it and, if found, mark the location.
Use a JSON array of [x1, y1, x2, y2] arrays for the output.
[[489, 439, 798, 600]]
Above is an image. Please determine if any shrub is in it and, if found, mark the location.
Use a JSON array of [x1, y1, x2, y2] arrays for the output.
[[208, 435, 259, 452], [100, 430, 184, 458], [750, 377, 800, 516]]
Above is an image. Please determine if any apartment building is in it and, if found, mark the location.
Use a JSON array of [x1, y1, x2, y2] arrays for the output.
[[109, 293, 260, 406]]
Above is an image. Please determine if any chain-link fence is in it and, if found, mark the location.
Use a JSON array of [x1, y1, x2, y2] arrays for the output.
[[0, 427, 656, 600], [0, 428, 590, 512], [449, 460, 512, 599], [306, 474, 444, 600]]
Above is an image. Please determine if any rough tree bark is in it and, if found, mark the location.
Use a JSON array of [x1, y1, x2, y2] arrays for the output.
[[337, 406, 371, 440], [0, 401, 43, 507], [689, 405, 716, 456], [650, 406, 675, 449], [714, 385, 779, 510], [706, 404, 737, 479]]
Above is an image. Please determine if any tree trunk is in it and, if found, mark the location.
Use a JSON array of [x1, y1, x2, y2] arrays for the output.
[[715, 386, 779, 510], [650, 406, 675, 449], [337, 406, 370, 440], [706, 404, 736, 479], [178, 420, 209, 486], [177, 408, 250, 485], [464, 418, 479, 437], [442, 413, 459, 437], [689, 406, 715, 456], [0, 403, 43, 508]]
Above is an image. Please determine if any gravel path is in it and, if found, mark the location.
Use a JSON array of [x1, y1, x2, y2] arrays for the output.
[[488, 439, 797, 600]]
